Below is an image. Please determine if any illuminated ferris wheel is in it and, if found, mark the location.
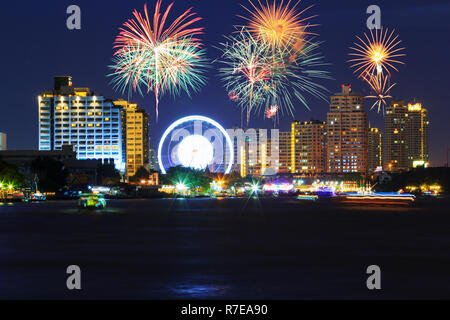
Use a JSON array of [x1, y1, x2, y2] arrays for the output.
[[158, 116, 234, 174]]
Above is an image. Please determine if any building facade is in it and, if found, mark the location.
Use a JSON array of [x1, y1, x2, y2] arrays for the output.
[[384, 101, 429, 171], [225, 128, 290, 177], [406, 103, 429, 168], [291, 120, 326, 174], [38, 76, 124, 171], [0, 145, 102, 185], [0, 132, 6, 150], [149, 148, 159, 171], [114, 99, 149, 178], [368, 127, 383, 173], [276, 131, 291, 174], [326, 85, 369, 174]]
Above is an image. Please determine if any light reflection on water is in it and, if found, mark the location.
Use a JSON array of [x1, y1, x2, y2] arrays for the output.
[[0, 202, 14, 206], [169, 283, 230, 298], [59, 207, 123, 215]]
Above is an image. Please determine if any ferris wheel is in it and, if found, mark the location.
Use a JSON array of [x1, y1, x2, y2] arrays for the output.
[[158, 116, 234, 174]]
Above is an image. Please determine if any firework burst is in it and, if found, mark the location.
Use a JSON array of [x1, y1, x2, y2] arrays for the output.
[[265, 105, 279, 119], [217, 29, 276, 126], [217, 29, 330, 124], [240, 0, 317, 55], [268, 39, 331, 117], [364, 72, 396, 113], [349, 27, 405, 78], [109, 1, 208, 120]]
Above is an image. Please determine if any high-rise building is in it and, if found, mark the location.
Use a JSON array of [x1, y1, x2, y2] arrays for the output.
[[406, 102, 429, 168], [326, 85, 368, 174], [38, 76, 125, 171], [149, 148, 159, 171], [291, 120, 326, 174], [384, 101, 409, 171], [277, 131, 291, 174], [368, 127, 383, 173], [114, 100, 149, 178], [225, 128, 288, 176], [0, 132, 6, 151], [384, 101, 429, 171]]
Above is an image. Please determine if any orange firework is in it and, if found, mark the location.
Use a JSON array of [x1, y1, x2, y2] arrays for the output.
[[364, 72, 396, 113], [349, 27, 405, 78], [239, 0, 317, 53]]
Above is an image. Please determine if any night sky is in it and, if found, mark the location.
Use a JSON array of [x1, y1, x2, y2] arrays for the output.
[[1, 0, 449, 165]]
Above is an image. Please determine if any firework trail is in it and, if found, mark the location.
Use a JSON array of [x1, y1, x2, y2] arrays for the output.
[[109, 1, 208, 120], [364, 72, 396, 113], [217, 29, 276, 127], [220, 0, 331, 124], [349, 27, 405, 78], [265, 105, 279, 119], [266, 38, 331, 117], [217, 29, 330, 124], [348, 27, 405, 114]]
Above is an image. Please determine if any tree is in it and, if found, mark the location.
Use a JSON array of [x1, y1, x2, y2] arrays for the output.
[[129, 166, 150, 183], [97, 163, 121, 186], [31, 157, 68, 192], [0, 158, 24, 187], [162, 166, 211, 191]]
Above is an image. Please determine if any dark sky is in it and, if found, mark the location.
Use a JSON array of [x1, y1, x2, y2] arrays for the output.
[[1, 0, 449, 165]]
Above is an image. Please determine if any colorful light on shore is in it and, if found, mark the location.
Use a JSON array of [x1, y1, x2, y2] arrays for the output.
[[109, 1, 208, 120], [263, 183, 294, 192]]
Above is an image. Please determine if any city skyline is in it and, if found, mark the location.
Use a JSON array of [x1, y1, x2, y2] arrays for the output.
[[0, 1, 449, 167], [1, 0, 450, 302]]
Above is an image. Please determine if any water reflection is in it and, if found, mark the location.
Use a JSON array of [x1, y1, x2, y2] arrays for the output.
[[170, 283, 230, 298]]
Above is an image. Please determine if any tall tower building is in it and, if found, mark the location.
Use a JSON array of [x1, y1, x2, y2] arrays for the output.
[[114, 100, 149, 178], [0, 132, 6, 151], [384, 101, 429, 171], [326, 85, 368, 174], [291, 120, 326, 174], [226, 128, 290, 176], [368, 127, 383, 173], [149, 148, 159, 171], [406, 103, 429, 167], [384, 101, 409, 171], [38, 76, 124, 171], [278, 131, 292, 174]]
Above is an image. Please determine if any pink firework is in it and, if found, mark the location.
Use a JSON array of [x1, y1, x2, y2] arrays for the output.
[[265, 105, 279, 119]]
